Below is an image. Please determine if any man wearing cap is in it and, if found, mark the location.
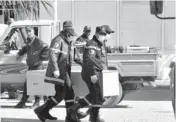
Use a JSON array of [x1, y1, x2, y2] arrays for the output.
[[68, 26, 108, 122], [75, 26, 91, 44], [85, 25, 115, 119], [15, 26, 49, 108], [102, 25, 114, 36], [34, 23, 87, 122], [75, 26, 91, 54], [63, 20, 73, 29], [101, 25, 115, 68]]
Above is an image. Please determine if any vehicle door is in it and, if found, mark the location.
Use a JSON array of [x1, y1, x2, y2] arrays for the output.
[[0, 27, 28, 85]]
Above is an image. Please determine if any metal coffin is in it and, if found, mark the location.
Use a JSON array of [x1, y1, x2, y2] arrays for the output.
[[26, 67, 120, 97]]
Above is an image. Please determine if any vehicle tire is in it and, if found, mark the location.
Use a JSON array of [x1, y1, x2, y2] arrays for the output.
[[103, 82, 125, 107], [8, 91, 19, 99]]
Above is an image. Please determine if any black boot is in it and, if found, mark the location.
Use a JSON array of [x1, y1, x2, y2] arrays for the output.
[[65, 111, 81, 122], [91, 107, 105, 122], [67, 103, 82, 122], [88, 108, 93, 121], [67, 103, 89, 120], [34, 99, 57, 122], [44, 111, 57, 120], [15, 82, 29, 108], [15, 96, 29, 108], [15, 100, 26, 108]]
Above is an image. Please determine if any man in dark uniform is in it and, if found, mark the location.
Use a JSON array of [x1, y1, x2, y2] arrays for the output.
[[75, 26, 91, 44], [75, 26, 91, 54], [15, 26, 49, 108], [34, 23, 87, 122], [68, 26, 108, 122], [76, 25, 115, 121]]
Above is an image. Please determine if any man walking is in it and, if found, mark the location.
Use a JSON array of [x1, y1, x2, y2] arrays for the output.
[[75, 26, 91, 54], [75, 26, 91, 44], [68, 26, 109, 122], [34, 21, 87, 122], [15, 26, 49, 108]]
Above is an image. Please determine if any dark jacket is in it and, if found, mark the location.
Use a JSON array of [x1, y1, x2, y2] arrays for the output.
[[75, 34, 90, 44], [82, 35, 106, 77], [75, 34, 90, 54], [18, 36, 49, 69], [44, 32, 82, 85]]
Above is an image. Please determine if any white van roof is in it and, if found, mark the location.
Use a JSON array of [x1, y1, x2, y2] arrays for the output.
[[10, 20, 60, 27]]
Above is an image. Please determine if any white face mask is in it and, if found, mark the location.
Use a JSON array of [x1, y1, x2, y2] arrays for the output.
[[106, 34, 111, 40], [98, 35, 106, 42]]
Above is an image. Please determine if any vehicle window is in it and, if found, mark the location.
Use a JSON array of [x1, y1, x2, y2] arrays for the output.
[[34, 27, 39, 36], [0, 28, 25, 53], [8, 28, 24, 50], [0, 26, 41, 53]]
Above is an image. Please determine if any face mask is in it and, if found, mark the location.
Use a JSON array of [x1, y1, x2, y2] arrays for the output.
[[98, 35, 106, 42], [67, 36, 73, 42], [106, 34, 111, 40]]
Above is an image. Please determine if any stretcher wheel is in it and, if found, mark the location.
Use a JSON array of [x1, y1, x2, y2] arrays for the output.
[[102, 82, 124, 107]]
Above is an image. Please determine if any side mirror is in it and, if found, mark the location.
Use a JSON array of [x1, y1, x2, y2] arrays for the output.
[[150, 0, 175, 19], [150, 1, 163, 15]]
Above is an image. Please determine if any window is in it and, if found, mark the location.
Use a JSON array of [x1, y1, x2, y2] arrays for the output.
[[0, 27, 24, 53]]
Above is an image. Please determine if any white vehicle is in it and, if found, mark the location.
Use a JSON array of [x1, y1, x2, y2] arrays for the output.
[[0, 1, 174, 107], [0, 20, 60, 98]]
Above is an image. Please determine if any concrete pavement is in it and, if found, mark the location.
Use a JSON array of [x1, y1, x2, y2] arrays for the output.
[[0, 101, 175, 122], [1, 88, 175, 122]]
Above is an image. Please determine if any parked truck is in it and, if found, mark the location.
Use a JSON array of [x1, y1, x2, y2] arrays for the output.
[[0, 19, 162, 107], [0, 0, 175, 107]]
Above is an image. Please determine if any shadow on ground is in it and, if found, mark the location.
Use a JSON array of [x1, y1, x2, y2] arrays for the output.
[[123, 89, 172, 101]]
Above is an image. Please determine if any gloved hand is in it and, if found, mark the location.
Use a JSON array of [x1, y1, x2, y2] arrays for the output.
[[16, 54, 20, 60], [53, 71, 60, 78], [91, 75, 98, 83]]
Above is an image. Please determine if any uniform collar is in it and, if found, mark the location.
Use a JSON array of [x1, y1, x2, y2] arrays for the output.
[[60, 31, 72, 45], [82, 34, 89, 39]]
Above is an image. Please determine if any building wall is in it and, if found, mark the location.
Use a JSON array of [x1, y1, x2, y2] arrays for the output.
[[119, 1, 162, 49], [40, 0, 119, 46], [163, 1, 175, 54], [73, 1, 119, 46], [39, 0, 175, 53]]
